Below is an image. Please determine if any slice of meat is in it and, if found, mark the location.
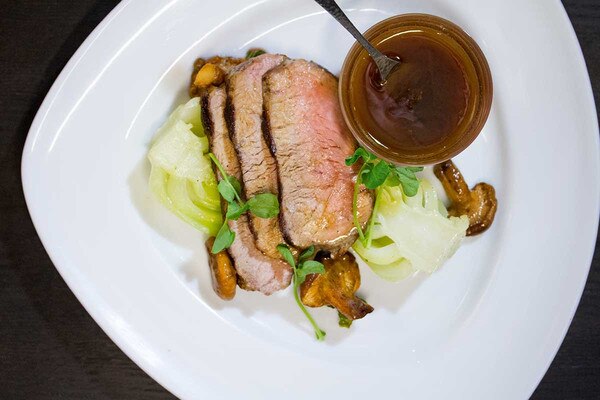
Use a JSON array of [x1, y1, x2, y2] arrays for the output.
[[205, 56, 245, 75], [226, 54, 288, 259], [263, 59, 373, 254], [202, 86, 292, 295]]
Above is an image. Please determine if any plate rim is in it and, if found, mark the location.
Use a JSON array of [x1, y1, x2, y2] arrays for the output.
[[522, 0, 599, 396]]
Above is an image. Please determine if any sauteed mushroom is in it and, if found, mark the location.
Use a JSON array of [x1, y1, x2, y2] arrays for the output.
[[193, 63, 225, 89], [434, 160, 497, 236], [205, 237, 237, 300], [300, 252, 373, 320], [189, 56, 244, 96]]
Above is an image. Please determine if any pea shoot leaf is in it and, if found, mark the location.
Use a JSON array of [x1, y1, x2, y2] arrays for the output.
[[277, 243, 327, 340], [345, 147, 376, 166], [246, 49, 266, 59], [247, 193, 279, 218], [393, 166, 423, 197], [217, 180, 236, 202], [347, 147, 424, 246], [363, 160, 391, 189], [212, 222, 235, 254], [298, 245, 315, 263], [228, 175, 242, 197], [297, 260, 325, 284], [276, 244, 295, 268], [225, 202, 248, 220]]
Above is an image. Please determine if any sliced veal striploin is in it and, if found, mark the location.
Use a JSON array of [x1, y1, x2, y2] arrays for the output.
[[202, 86, 292, 295], [226, 54, 288, 259], [263, 59, 373, 254]]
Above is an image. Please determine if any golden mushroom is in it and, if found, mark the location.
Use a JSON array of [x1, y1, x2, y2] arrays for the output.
[[189, 56, 246, 97], [434, 160, 497, 236], [205, 237, 237, 300], [300, 252, 373, 320]]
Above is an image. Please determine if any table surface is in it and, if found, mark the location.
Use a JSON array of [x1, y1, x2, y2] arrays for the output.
[[1, 1, 598, 398]]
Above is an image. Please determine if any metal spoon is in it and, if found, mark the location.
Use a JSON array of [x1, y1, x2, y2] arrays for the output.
[[314, 0, 400, 82]]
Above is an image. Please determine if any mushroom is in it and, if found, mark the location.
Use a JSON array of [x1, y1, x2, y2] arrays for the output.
[[205, 237, 237, 300], [189, 56, 245, 97], [300, 252, 373, 320], [434, 160, 497, 236], [193, 63, 225, 89], [189, 57, 208, 97]]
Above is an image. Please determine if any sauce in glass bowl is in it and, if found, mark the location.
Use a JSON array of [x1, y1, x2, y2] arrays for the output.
[[339, 14, 493, 165]]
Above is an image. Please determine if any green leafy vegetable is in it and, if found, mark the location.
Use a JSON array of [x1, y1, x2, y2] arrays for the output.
[[148, 98, 222, 236], [164, 175, 222, 232], [209, 153, 243, 203], [212, 222, 235, 253], [363, 160, 390, 189], [298, 246, 315, 263], [247, 193, 279, 218], [225, 202, 248, 220], [393, 166, 422, 196], [345, 147, 375, 166], [346, 149, 466, 280], [218, 180, 237, 203], [277, 244, 326, 341], [296, 260, 326, 284], [338, 312, 352, 328], [246, 49, 266, 58], [346, 147, 423, 246], [276, 244, 296, 267], [228, 176, 243, 199], [353, 180, 468, 281], [208, 154, 281, 253]]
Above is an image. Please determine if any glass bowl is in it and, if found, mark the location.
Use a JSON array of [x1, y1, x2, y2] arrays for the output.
[[339, 14, 493, 165]]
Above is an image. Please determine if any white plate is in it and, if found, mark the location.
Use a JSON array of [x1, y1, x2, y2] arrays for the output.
[[22, 0, 599, 398]]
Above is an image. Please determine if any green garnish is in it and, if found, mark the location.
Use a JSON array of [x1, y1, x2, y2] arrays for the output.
[[212, 222, 235, 254], [247, 193, 280, 218], [390, 165, 423, 196], [338, 312, 352, 328], [225, 202, 249, 220], [209, 153, 243, 203], [246, 48, 266, 59], [362, 159, 390, 189], [209, 153, 279, 254], [277, 244, 327, 341], [346, 147, 423, 246]]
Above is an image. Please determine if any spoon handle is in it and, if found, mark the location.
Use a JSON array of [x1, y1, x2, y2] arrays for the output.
[[314, 0, 382, 59]]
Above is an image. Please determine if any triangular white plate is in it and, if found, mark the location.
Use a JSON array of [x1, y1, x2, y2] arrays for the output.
[[22, 0, 599, 398]]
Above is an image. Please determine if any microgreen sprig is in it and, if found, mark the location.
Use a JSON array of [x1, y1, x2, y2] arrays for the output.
[[277, 244, 326, 341], [338, 312, 352, 328], [346, 147, 423, 246], [246, 48, 266, 59], [208, 153, 280, 254]]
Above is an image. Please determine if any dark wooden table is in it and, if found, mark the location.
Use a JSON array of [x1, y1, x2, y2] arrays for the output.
[[1, 1, 598, 398]]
